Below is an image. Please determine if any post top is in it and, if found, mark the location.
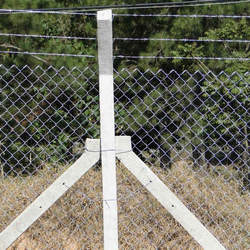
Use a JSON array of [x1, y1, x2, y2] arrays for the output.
[[97, 9, 112, 21]]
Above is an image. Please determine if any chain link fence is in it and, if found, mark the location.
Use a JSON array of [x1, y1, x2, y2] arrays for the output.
[[0, 65, 249, 249], [114, 68, 249, 249]]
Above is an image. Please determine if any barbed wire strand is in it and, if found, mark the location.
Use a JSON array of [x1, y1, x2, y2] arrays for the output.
[[1, 50, 247, 60], [0, 0, 249, 14], [0, 50, 95, 58], [0, 33, 96, 41], [0, 10, 96, 15], [114, 55, 250, 61], [114, 0, 250, 10], [114, 37, 250, 43], [15, 1, 247, 11], [114, 13, 250, 18], [1, 33, 248, 44]]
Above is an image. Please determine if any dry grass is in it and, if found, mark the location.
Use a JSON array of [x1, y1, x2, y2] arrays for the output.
[[0, 160, 249, 249]]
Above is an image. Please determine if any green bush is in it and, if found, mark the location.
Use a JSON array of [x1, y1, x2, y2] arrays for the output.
[[0, 66, 99, 175]]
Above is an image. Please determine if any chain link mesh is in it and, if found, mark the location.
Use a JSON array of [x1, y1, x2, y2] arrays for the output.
[[114, 68, 249, 249], [0, 65, 102, 249], [0, 65, 249, 249]]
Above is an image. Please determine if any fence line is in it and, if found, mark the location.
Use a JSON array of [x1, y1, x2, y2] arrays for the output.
[[1, 51, 247, 60], [0, 9, 96, 15], [1, 0, 249, 14], [0, 50, 96, 57], [0, 64, 249, 249], [0, 5, 249, 250], [0, 33, 96, 41], [114, 55, 250, 61], [116, 1, 250, 10], [113, 13, 250, 18], [114, 37, 250, 43], [2, 33, 249, 43]]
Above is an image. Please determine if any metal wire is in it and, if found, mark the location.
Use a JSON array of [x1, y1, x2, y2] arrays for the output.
[[1, 1, 207, 12], [0, 0, 249, 14], [114, 0, 250, 10], [114, 13, 250, 18], [0, 66, 248, 249], [0, 33, 96, 41], [114, 37, 250, 43], [0, 5, 249, 249], [0, 50, 95, 57], [0, 0, 248, 15], [2, 34, 248, 43], [114, 55, 250, 61], [0, 10, 96, 15]]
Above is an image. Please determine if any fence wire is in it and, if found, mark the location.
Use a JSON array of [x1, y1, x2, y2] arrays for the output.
[[0, 65, 103, 249], [0, 65, 249, 249], [114, 68, 249, 249]]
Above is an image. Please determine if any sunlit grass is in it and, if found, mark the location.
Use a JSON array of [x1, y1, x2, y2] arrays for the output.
[[0, 160, 248, 249]]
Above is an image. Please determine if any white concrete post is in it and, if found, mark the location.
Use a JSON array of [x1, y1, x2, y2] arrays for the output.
[[97, 9, 119, 250]]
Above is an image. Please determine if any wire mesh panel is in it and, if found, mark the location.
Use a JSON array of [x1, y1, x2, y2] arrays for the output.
[[0, 65, 102, 249], [2, 167, 103, 249], [114, 68, 249, 249], [0, 65, 99, 175], [0, 65, 249, 249]]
